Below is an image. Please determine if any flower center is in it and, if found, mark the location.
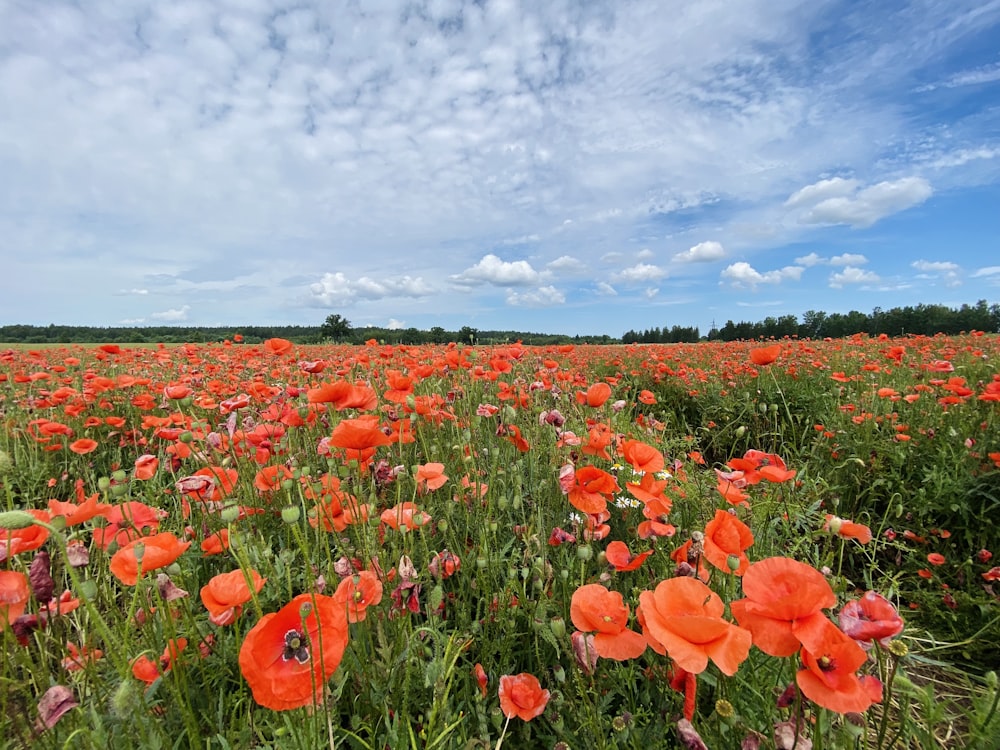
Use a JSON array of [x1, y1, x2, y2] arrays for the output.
[[818, 654, 836, 672], [283, 629, 310, 664]]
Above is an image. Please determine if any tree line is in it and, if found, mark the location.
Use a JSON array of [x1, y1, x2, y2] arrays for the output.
[[623, 300, 999, 343], [0, 300, 996, 346]]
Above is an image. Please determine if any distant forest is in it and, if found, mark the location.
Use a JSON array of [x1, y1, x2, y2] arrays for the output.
[[1, 300, 996, 346]]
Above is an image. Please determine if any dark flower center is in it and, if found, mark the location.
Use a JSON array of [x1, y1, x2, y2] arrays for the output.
[[283, 629, 310, 664], [818, 655, 836, 672]]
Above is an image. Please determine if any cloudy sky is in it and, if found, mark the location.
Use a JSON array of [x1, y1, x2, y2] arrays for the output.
[[1, 0, 998, 337]]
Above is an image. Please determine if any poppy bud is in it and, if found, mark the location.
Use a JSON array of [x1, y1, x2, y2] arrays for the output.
[[576, 545, 593, 561], [0, 510, 37, 530], [281, 506, 301, 524], [549, 617, 566, 639], [220, 503, 241, 523]]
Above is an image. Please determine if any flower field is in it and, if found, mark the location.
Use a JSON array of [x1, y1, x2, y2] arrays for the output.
[[1, 333, 998, 749]]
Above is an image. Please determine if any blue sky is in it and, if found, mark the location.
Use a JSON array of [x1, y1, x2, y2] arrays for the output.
[[1, 0, 998, 337]]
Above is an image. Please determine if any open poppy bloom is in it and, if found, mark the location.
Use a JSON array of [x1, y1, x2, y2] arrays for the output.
[[497, 672, 550, 721], [620, 440, 664, 475], [838, 591, 904, 648], [327, 415, 396, 451], [575, 382, 612, 407], [200, 569, 266, 626], [605, 540, 654, 572], [796, 617, 881, 713], [109, 532, 192, 586], [415, 463, 448, 493], [638, 577, 750, 676], [638, 576, 751, 676], [702, 509, 754, 575], [824, 515, 872, 544], [749, 345, 781, 366], [0, 571, 30, 630], [730, 557, 837, 657], [333, 570, 383, 622], [566, 465, 620, 515], [238, 593, 349, 711], [380, 501, 432, 531], [570, 583, 647, 660]]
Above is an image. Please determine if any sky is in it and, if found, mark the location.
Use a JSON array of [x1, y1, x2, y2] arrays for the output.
[[1, 0, 998, 338]]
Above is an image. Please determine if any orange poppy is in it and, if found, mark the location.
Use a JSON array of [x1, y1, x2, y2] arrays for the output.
[[570, 583, 647, 660], [254, 465, 293, 493], [620, 439, 664, 475], [823, 515, 872, 544], [307, 381, 378, 411], [1, 509, 51, 559], [133, 454, 159, 481], [48, 483, 111, 526], [332, 570, 383, 623], [702, 509, 754, 575], [415, 463, 448, 492], [605, 540, 654, 572], [0, 571, 30, 630], [380, 501, 432, 531], [796, 617, 880, 713], [328, 415, 395, 451], [637, 576, 751, 676], [638, 389, 656, 405], [730, 557, 837, 657], [497, 673, 550, 721], [238, 593, 349, 711], [109, 532, 192, 586], [262, 338, 294, 356], [69, 438, 99, 455], [749, 345, 781, 366], [575, 382, 612, 408], [200, 568, 266, 626], [200, 529, 230, 556], [566, 465, 620, 515]]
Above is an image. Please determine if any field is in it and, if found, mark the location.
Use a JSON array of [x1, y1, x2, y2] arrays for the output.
[[1, 334, 998, 749]]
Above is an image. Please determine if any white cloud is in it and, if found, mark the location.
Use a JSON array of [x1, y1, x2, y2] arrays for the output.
[[387, 318, 405, 330], [613, 263, 667, 283], [917, 61, 1000, 91], [788, 177, 933, 227], [309, 272, 435, 305], [912, 260, 960, 273], [643, 288, 659, 299], [450, 254, 540, 287], [546, 255, 584, 273], [506, 285, 565, 307], [794, 252, 823, 267], [150, 305, 191, 321], [595, 281, 618, 296], [830, 253, 868, 266], [720, 262, 804, 288], [637, 248, 655, 260], [117, 288, 149, 295], [829, 267, 880, 287], [971, 266, 1000, 277], [673, 241, 725, 263]]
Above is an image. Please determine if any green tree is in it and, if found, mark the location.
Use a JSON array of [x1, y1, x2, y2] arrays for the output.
[[320, 314, 352, 341]]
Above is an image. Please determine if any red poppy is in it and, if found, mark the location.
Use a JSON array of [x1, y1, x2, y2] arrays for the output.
[[473, 663, 488, 698], [328, 415, 395, 451], [638, 389, 656, 405], [702, 509, 754, 575], [575, 382, 612, 407], [796, 617, 880, 713], [605, 540, 654, 572], [200, 529, 230, 556], [730, 557, 837, 657], [749, 345, 781, 366], [620, 439, 665, 475], [109, 532, 191, 586], [307, 381, 378, 411], [1, 509, 51, 560], [69, 438, 99, 455], [637, 576, 751, 676], [380, 501, 432, 531], [566, 465, 620, 515], [263, 338, 294, 356], [0, 571, 30, 630], [415, 463, 448, 492], [824, 515, 872, 544], [497, 673, 550, 721], [134, 454, 159, 481], [238, 593, 349, 711], [570, 583, 648, 660], [333, 570, 383, 622], [838, 591, 904, 647], [200, 568, 266, 626], [927, 552, 946, 565]]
